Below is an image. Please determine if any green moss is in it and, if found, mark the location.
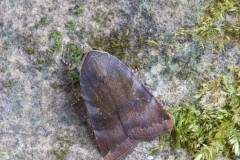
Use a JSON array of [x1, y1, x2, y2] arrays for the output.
[[39, 17, 50, 26], [36, 57, 45, 70], [196, 66, 240, 110], [68, 5, 84, 17], [0, 67, 8, 73], [138, 35, 145, 47], [25, 47, 35, 54], [36, 57, 45, 65], [49, 30, 62, 41], [145, 40, 160, 49], [3, 80, 15, 89], [175, 0, 182, 7], [88, 30, 130, 60], [50, 42, 62, 53], [75, 31, 88, 41], [176, 0, 240, 51], [64, 43, 83, 64], [35, 17, 51, 28], [51, 136, 75, 160], [70, 70, 79, 85], [88, 30, 153, 69], [92, 10, 110, 27], [0, 152, 8, 158], [50, 82, 59, 90], [158, 66, 240, 160], [51, 148, 69, 160], [65, 21, 75, 33], [47, 30, 63, 61], [139, 2, 152, 15]]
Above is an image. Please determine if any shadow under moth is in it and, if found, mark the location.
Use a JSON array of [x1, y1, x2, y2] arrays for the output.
[[80, 50, 173, 160]]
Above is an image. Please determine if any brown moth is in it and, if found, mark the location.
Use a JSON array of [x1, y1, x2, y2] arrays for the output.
[[80, 50, 173, 160]]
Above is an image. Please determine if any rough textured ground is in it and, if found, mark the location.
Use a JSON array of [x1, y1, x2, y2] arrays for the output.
[[0, 0, 239, 160]]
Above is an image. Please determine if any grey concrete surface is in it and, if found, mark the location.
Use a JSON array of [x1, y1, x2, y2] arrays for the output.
[[0, 0, 239, 160]]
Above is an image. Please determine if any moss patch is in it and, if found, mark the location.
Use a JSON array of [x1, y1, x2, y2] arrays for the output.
[[47, 30, 63, 61], [50, 82, 59, 90], [49, 30, 62, 41], [88, 30, 130, 60], [156, 66, 240, 160], [65, 21, 76, 34], [0, 152, 8, 158], [145, 40, 160, 49], [36, 57, 45, 70], [51, 136, 75, 160], [92, 10, 110, 28], [176, 0, 240, 51], [69, 70, 80, 85], [64, 43, 84, 64], [3, 79, 16, 89], [51, 148, 69, 160], [68, 5, 84, 17], [24, 47, 35, 54], [39, 17, 50, 26]]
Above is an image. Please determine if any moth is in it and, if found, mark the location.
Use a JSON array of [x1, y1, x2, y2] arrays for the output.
[[80, 50, 173, 160]]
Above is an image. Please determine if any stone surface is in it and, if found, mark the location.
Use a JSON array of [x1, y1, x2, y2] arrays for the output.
[[0, 0, 239, 160]]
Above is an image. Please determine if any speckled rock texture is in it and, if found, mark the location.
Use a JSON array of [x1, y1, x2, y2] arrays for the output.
[[0, 0, 239, 160]]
